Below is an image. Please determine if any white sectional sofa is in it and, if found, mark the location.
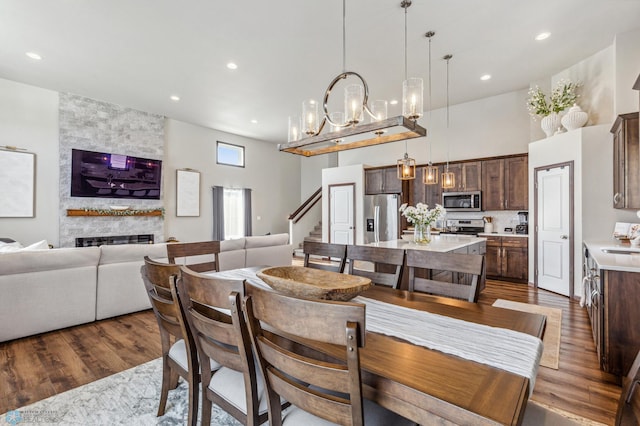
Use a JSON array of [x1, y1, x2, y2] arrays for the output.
[[0, 233, 292, 342]]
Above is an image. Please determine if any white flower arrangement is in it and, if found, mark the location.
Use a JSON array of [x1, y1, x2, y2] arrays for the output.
[[527, 79, 580, 120], [399, 203, 446, 226]]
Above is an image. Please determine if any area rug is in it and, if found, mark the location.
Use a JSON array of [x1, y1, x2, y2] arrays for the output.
[[492, 299, 562, 370], [0, 358, 240, 426]]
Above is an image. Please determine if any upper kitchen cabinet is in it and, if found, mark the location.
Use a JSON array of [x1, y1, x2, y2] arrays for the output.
[[365, 167, 402, 195], [412, 166, 442, 207], [611, 112, 640, 209], [482, 155, 528, 211], [442, 161, 482, 193]]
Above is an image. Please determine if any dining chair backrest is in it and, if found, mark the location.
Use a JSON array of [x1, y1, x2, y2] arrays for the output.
[[405, 250, 485, 303], [141, 256, 199, 425], [166, 241, 221, 273], [616, 349, 640, 425], [345, 245, 405, 289], [303, 241, 347, 273], [174, 265, 268, 426], [243, 283, 366, 426]]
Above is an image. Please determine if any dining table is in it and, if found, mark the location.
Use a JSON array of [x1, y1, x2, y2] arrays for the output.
[[208, 266, 547, 426]]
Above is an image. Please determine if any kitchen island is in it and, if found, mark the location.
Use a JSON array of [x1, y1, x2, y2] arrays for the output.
[[365, 234, 487, 253], [364, 234, 487, 291], [583, 240, 640, 377]]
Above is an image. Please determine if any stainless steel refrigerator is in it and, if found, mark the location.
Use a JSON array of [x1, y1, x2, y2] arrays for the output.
[[364, 194, 400, 243]]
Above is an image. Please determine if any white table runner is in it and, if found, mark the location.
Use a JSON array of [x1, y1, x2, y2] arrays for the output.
[[209, 268, 543, 395], [353, 296, 543, 395]]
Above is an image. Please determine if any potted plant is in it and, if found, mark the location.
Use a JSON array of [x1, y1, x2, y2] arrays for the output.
[[399, 203, 446, 244], [527, 80, 579, 137]]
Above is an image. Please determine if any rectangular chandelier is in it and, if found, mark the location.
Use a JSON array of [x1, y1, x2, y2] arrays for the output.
[[278, 116, 426, 157]]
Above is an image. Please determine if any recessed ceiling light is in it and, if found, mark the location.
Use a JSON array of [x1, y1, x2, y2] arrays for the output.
[[389, 99, 399, 105], [25, 52, 42, 60], [251, 119, 258, 124], [480, 74, 492, 81], [227, 62, 238, 70], [170, 95, 180, 102], [535, 32, 551, 41]]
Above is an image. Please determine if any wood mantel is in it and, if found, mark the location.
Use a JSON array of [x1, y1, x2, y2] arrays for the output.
[[66, 209, 163, 217]]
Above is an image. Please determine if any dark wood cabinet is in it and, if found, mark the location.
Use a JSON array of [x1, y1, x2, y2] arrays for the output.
[[442, 161, 481, 192], [485, 236, 527, 282], [611, 112, 640, 209], [365, 167, 402, 195], [412, 166, 442, 207], [481, 155, 528, 211]]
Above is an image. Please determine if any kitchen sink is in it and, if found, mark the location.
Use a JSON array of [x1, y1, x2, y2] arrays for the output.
[[601, 247, 640, 255]]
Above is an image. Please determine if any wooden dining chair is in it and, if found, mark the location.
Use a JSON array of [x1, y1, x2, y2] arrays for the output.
[[141, 256, 214, 426], [302, 241, 347, 273], [616, 348, 640, 425], [173, 266, 283, 426], [166, 240, 221, 273], [243, 283, 414, 426], [405, 250, 485, 302], [345, 245, 405, 289]]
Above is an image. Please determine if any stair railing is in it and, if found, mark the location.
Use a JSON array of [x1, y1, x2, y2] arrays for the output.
[[288, 187, 322, 251]]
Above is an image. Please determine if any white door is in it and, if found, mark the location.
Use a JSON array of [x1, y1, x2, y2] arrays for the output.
[[329, 184, 355, 244], [536, 165, 571, 296]]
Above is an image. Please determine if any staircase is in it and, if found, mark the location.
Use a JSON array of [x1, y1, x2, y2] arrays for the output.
[[293, 221, 322, 258]]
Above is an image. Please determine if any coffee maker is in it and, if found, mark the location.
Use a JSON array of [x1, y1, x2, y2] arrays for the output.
[[516, 211, 528, 234]]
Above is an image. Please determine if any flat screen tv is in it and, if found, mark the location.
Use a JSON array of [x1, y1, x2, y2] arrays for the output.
[[70, 149, 162, 199]]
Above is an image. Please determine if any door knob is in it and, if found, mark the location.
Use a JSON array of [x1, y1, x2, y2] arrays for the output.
[[560, 235, 568, 240]]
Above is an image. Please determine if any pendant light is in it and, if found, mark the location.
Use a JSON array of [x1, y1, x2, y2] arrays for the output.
[[441, 54, 456, 189], [423, 31, 438, 185], [280, 0, 426, 157], [397, 0, 418, 181]]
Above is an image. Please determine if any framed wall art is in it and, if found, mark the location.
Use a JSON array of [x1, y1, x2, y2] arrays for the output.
[[0, 147, 36, 217], [176, 168, 200, 217]]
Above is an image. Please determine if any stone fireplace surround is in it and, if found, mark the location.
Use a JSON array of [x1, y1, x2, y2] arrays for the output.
[[58, 93, 165, 248]]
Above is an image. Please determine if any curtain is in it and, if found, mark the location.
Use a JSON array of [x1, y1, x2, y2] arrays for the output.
[[243, 188, 252, 236], [212, 186, 225, 240]]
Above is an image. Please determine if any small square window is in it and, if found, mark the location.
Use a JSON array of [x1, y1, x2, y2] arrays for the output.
[[217, 141, 245, 167]]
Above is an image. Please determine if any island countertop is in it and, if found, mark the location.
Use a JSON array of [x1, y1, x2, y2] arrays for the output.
[[364, 234, 487, 253], [584, 240, 640, 273]]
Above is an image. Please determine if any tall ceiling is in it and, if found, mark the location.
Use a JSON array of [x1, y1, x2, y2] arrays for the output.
[[2, 0, 639, 144]]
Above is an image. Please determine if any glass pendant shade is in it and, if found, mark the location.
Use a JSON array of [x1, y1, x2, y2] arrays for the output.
[[402, 77, 423, 120], [344, 84, 364, 125], [397, 152, 416, 180], [302, 99, 319, 135], [370, 100, 388, 135], [287, 115, 301, 142], [442, 168, 456, 189], [329, 111, 344, 143], [423, 164, 439, 185]]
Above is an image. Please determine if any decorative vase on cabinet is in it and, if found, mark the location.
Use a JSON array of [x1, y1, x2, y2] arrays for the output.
[[541, 112, 562, 137], [561, 104, 588, 131]]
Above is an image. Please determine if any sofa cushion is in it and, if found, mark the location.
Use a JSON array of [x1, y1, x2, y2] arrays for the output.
[[96, 243, 168, 320], [244, 233, 289, 249], [220, 238, 246, 252], [98, 243, 168, 265], [0, 246, 100, 275]]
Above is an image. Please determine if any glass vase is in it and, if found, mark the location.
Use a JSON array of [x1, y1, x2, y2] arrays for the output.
[[414, 223, 431, 245]]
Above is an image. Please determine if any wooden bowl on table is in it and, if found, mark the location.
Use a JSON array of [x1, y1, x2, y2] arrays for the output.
[[256, 266, 371, 301]]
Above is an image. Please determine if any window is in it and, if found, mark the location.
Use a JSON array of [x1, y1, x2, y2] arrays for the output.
[[223, 188, 245, 239], [217, 141, 244, 167]]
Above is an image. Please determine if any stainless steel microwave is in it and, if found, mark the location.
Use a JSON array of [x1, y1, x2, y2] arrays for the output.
[[442, 191, 482, 212]]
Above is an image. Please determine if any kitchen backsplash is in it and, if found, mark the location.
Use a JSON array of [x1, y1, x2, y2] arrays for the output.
[[443, 210, 526, 234]]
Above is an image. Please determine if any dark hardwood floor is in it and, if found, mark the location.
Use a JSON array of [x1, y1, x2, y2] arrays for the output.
[[0, 278, 620, 424]]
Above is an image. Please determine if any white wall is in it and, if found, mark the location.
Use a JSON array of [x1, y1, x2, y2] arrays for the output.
[[337, 89, 531, 167], [614, 28, 640, 115], [321, 164, 364, 244], [528, 125, 612, 296], [164, 119, 301, 242], [0, 79, 60, 246]]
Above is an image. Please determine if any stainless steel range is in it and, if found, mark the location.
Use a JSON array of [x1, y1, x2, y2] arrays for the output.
[[443, 219, 485, 235]]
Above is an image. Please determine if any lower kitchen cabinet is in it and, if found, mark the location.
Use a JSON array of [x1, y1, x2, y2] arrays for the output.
[[485, 236, 527, 283]]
